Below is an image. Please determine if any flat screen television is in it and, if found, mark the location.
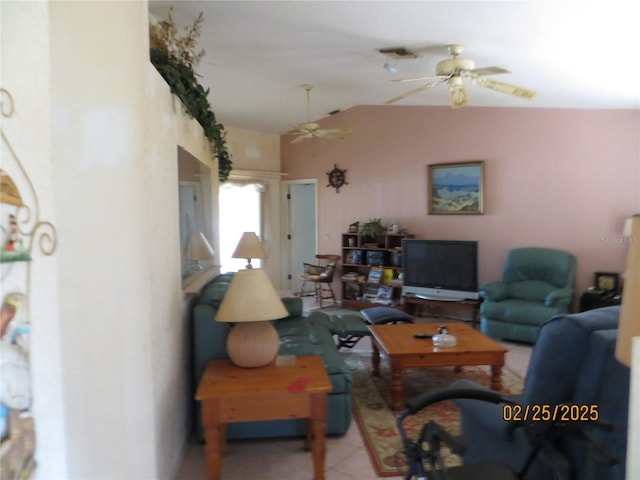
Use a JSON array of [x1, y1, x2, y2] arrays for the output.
[[401, 239, 479, 300]]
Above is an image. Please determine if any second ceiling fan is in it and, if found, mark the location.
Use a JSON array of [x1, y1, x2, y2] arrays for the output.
[[290, 85, 352, 144], [385, 44, 538, 108]]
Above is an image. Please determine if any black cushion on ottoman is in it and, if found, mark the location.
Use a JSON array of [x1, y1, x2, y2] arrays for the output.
[[361, 306, 414, 325]]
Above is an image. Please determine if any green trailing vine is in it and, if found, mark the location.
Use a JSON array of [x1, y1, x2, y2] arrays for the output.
[[149, 9, 232, 182]]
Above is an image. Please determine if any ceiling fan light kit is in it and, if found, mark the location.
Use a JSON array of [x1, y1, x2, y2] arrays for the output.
[[378, 47, 419, 75], [385, 44, 537, 108], [383, 58, 398, 74], [448, 76, 468, 108]]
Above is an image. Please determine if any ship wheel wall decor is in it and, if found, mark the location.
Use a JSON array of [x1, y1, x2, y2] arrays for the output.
[[326, 164, 348, 193]]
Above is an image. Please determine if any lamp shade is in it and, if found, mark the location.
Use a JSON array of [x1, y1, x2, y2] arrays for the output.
[[215, 269, 287, 322], [215, 268, 287, 368], [616, 214, 640, 367], [232, 232, 267, 260], [189, 232, 215, 261]]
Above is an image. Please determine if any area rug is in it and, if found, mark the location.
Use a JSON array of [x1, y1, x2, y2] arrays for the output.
[[344, 352, 524, 477]]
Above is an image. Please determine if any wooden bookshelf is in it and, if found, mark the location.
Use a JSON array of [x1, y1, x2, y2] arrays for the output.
[[340, 232, 411, 309]]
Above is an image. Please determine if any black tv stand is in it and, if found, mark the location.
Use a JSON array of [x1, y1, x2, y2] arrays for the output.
[[402, 295, 482, 328]]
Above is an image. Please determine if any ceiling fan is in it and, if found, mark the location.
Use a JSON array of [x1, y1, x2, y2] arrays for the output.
[[385, 44, 537, 109], [290, 85, 352, 144]]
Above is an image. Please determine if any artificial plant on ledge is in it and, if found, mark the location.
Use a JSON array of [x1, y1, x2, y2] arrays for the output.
[[149, 8, 232, 182]]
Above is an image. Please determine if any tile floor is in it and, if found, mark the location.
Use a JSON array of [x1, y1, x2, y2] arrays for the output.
[[177, 302, 532, 479]]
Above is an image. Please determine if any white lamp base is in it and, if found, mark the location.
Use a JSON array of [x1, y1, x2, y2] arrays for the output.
[[226, 321, 280, 368]]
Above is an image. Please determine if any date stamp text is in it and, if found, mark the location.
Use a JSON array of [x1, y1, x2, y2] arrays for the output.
[[503, 404, 599, 422]]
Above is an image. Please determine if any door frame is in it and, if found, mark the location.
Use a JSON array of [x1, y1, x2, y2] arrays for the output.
[[280, 179, 318, 292]]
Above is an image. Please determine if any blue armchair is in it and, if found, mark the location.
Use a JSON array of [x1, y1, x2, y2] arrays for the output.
[[454, 307, 630, 480], [480, 247, 576, 342]]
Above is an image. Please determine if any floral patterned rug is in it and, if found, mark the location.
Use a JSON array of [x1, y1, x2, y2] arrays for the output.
[[344, 351, 524, 477]]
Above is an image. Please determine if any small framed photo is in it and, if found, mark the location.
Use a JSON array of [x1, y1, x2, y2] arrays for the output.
[[427, 161, 484, 214], [345, 282, 359, 300], [594, 272, 620, 292], [374, 286, 394, 305], [367, 267, 383, 283], [345, 251, 355, 264]]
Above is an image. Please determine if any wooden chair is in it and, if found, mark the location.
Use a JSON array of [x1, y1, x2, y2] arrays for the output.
[[298, 254, 340, 308]]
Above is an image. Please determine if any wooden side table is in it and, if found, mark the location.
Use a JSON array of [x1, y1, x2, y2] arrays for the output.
[[579, 290, 622, 311], [195, 355, 332, 480]]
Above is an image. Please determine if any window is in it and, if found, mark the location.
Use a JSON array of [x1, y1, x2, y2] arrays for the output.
[[219, 182, 263, 272]]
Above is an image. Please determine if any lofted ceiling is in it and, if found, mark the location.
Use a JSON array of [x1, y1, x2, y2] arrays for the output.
[[148, 1, 640, 135]]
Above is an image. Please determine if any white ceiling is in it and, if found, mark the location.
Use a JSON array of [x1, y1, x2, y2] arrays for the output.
[[148, 1, 640, 135]]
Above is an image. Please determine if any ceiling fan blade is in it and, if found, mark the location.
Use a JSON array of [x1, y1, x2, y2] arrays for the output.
[[291, 133, 314, 143], [317, 128, 352, 135], [468, 66, 510, 76], [392, 74, 449, 83], [474, 76, 538, 100], [384, 82, 440, 105], [449, 82, 468, 109], [322, 133, 349, 141]]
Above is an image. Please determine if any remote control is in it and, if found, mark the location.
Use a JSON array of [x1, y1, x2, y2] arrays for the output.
[[413, 333, 434, 339]]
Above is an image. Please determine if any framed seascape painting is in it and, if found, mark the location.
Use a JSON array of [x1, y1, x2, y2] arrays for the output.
[[427, 161, 484, 214]]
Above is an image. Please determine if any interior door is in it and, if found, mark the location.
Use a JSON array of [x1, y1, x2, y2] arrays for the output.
[[286, 182, 317, 293]]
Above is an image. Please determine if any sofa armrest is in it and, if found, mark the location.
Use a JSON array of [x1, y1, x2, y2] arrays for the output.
[[280, 296, 303, 317], [479, 281, 508, 302], [192, 304, 231, 382], [305, 311, 335, 331], [545, 287, 573, 308]]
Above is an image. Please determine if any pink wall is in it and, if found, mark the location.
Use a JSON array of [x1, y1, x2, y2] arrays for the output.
[[281, 105, 640, 301]]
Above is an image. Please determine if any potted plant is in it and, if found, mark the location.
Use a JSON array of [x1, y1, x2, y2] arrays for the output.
[[149, 8, 233, 182], [360, 218, 386, 245]]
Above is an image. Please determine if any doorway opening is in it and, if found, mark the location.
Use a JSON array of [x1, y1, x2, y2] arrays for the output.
[[283, 180, 317, 293]]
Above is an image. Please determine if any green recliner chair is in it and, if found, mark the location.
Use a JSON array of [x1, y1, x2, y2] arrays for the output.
[[480, 247, 576, 342]]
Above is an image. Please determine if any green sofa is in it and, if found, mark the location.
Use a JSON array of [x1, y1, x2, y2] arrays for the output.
[[191, 273, 353, 440]]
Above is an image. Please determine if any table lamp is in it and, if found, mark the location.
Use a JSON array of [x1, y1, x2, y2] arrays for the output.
[[232, 231, 267, 269], [616, 214, 640, 367], [215, 268, 288, 367], [188, 232, 215, 270]]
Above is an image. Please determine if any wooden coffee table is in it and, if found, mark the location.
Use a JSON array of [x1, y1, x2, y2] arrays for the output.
[[196, 355, 332, 480], [369, 322, 507, 410]]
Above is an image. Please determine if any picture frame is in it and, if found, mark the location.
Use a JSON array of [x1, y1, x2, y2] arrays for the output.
[[362, 286, 379, 302], [367, 267, 383, 283], [345, 251, 355, 265], [374, 285, 394, 305], [594, 272, 620, 293], [427, 161, 484, 214], [345, 282, 359, 300]]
